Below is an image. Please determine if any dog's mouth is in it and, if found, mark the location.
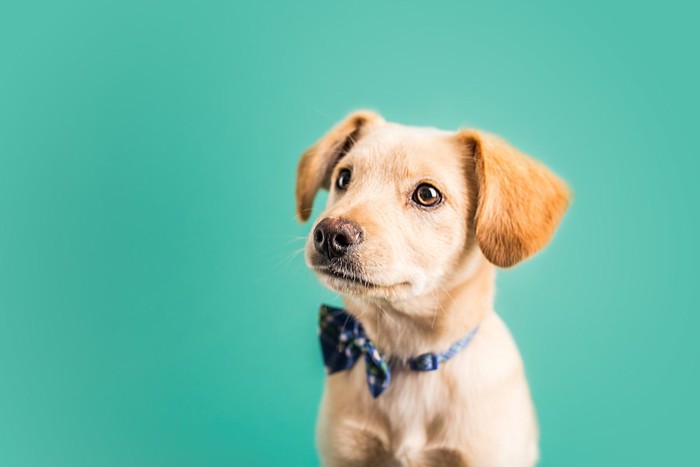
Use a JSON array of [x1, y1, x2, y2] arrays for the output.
[[313, 265, 381, 288], [312, 264, 411, 293]]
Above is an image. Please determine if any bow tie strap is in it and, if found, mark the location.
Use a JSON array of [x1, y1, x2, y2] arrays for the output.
[[407, 325, 480, 371]]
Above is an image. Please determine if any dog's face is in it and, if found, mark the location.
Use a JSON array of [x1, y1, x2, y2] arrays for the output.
[[301, 123, 473, 300], [296, 111, 570, 302]]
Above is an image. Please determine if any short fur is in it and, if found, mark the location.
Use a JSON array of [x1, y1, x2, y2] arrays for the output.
[[296, 110, 570, 466]]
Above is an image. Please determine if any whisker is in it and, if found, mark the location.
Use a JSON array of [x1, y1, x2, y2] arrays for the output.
[[438, 284, 457, 308], [377, 303, 396, 326], [311, 107, 334, 124], [254, 247, 306, 281]]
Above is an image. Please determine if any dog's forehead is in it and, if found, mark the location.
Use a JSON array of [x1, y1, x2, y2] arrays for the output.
[[349, 123, 463, 180]]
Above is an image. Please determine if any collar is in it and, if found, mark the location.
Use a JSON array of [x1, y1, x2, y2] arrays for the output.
[[318, 304, 480, 398]]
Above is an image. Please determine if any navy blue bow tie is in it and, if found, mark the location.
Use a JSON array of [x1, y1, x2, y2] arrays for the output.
[[318, 304, 480, 398]]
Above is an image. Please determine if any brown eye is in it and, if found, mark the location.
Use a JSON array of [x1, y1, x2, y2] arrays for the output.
[[336, 168, 352, 190], [412, 183, 442, 207]]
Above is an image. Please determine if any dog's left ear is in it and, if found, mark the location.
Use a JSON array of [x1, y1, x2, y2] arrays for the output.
[[296, 110, 384, 222], [457, 130, 571, 268]]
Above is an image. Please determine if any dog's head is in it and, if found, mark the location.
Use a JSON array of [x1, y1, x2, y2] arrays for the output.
[[296, 111, 570, 301]]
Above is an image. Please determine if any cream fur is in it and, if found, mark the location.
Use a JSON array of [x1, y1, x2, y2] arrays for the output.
[[296, 111, 569, 466]]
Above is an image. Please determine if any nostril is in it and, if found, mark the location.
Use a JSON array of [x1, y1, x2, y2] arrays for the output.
[[314, 228, 324, 245], [334, 233, 350, 248]]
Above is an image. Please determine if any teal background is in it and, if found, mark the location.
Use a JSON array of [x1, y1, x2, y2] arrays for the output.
[[1, 1, 698, 465]]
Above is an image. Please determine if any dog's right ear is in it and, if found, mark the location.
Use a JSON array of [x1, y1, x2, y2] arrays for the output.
[[295, 110, 384, 222]]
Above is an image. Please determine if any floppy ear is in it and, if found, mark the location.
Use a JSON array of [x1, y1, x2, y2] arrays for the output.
[[296, 110, 384, 222], [457, 130, 571, 268]]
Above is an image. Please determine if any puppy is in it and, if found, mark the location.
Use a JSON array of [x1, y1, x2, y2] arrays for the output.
[[296, 111, 570, 466]]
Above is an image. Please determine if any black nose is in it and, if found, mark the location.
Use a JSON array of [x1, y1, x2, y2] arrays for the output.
[[313, 217, 363, 260]]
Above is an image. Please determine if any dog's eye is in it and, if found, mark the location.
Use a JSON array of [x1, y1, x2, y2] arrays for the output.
[[336, 169, 352, 190], [412, 183, 442, 207]]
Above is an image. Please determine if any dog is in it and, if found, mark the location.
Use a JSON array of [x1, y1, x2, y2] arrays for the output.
[[295, 111, 570, 466]]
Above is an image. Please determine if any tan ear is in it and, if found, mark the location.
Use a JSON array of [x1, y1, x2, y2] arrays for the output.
[[295, 110, 383, 222], [458, 130, 571, 267]]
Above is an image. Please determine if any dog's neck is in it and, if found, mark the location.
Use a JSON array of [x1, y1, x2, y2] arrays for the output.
[[343, 253, 495, 358]]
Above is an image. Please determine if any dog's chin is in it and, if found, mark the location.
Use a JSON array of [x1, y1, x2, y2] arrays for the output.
[[312, 265, 411, 298]]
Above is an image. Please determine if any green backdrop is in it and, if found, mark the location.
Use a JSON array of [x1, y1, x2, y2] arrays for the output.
[[1, 1, 698, 465]]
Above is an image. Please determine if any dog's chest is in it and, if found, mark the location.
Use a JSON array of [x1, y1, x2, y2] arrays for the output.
[[349, 357, 466, 450]]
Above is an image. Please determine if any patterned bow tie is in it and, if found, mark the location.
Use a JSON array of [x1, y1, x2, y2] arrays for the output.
[[318, 304, 480, 398]]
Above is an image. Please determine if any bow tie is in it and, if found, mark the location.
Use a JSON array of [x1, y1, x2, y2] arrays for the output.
[[318, 304, 480, 398]]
